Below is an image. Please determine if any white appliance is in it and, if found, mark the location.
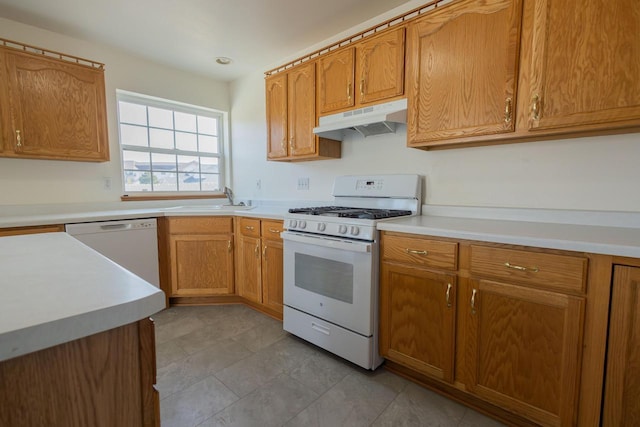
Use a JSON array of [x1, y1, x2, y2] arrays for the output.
[[312, 98, 408, 139], [282, 174, 422, 370], [65, 218, 160, 287]]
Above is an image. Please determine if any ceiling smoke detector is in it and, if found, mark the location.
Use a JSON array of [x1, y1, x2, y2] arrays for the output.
[[215, 57, 232, 65]]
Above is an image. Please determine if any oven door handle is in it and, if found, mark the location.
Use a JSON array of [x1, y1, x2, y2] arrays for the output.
[[281, 231, 372, 253]]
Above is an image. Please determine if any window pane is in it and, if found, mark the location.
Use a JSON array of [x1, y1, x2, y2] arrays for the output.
[[148, 107, 173, 129], [122, 150, 150, 171], [175, 132, 197, 151], [153, 172, 177, 191], [198, 116, 217, 135], [199, 135, 218, 153], [151, 153, 176, 172], [177, 155, 199, 172], [120, 124, 148, 147], [175, 112, 197, 132], [200, 157, 219, 173], [149, 128, 174, 149], [178, 172, 202, 191], [119, 102, 147, 125], [124, 171, 152, 192], [201, 174, 220, 192]]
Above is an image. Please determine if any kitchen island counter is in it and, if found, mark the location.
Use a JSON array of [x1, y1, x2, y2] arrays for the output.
[[0, 232, 165, 362]]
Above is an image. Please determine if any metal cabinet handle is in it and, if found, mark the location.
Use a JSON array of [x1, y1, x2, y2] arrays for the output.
[[269, 228, 280, 234], [405, 248, 428, 256], [471, 288, 477, 314], [15, 130, 22, 148], [531, 94, 541, 120], [254, 244, 260, 257], [347, 83, 352, 100], [504, 97, 513, 123], [289, 137, 295, 150], [263, 245, 267, 258], [504, 262, 539, 273], [227, 240, 232, 252], [245, 226, 255, 231], [446, 283, 452, 308], [359, 79, 365, 96], [281, 139, 286, 153]]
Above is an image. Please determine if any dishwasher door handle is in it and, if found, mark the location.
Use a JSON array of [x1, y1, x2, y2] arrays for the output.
[[99, 223, 133, 231]]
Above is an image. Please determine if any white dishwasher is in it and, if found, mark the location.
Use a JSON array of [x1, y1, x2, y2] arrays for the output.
[[65, 218, 160, 287]]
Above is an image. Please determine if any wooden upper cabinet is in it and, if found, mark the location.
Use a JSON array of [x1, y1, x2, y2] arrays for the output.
[[317, 27, 405, 115], [265, 72, 288, 159], [317, 48, 355, 114], [406, 0, 522, 147], [357, 27, 405, 105], [288, 62, 317, 157], [603, 266, 640, 426], [0, 46, 109, 162], [527, 0, 640, 132]]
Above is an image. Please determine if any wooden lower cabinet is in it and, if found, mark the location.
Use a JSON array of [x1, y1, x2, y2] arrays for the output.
[[165, 217, 234, 297], [235, 218, 284, 318], [0, 319, 158, 427], [380, 231, 602, 426], [466, 279, 585, 426], [380, 263, 456, 382], [603, 265, 640, 426], [0, 224, 64, 236]]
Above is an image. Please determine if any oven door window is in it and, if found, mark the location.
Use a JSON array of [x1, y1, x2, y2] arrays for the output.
[[295, 253, 353, 304]]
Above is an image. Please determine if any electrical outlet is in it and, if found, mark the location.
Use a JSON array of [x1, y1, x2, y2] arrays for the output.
[[297, 177, 310, 191], [103, 177, 112, 191]]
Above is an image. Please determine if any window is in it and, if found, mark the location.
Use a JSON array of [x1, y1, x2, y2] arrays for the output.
[[116, 90, 226, 194]]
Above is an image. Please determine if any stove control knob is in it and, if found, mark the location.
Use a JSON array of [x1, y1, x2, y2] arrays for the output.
[[338, 225, 348, 234], [317, 223, 326, 232], [299, 220, 307, 229], [350, 226, 360, 236], [288, 220, 298, 228]]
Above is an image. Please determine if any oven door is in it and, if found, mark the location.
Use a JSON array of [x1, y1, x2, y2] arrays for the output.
[[282, 230, 376, 337]]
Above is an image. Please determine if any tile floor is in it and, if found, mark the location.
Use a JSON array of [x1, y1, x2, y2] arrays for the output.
[[154, 305, 506, 427]]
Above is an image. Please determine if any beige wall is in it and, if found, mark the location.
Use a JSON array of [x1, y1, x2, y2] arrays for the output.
[[0, 17, 230, 206]]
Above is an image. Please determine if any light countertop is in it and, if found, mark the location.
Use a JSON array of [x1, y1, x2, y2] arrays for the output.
[[377, 215, 640, 258], [0, 232, 165, 362]]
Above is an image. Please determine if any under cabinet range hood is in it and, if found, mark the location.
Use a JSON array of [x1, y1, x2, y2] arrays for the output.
[[313, 98, 407, 139]]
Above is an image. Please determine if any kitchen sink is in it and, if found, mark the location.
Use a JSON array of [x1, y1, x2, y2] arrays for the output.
[[162, 205, 255, 212]]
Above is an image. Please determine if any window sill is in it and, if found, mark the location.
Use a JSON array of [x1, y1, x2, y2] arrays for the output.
[[121, 193, 226, 202]]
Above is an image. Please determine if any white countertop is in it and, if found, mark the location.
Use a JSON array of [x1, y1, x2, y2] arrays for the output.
[[377, 215, 640, 258], [0, 232, 165, 362]]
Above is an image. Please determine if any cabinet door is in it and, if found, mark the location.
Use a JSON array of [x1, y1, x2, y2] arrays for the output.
[[380, 263, 456, 382], [170, 234, 234, 296], [265, 72, 288, 159], [262, 238, 283, 314], [317, 48, 355, 114], [288, 62, 317, 157], [467, 279, 585, 427], [357, 27, 405, 105], [528, 0, 640, 132], [603, 266, 640, 426], [4, 49, 109, 161], [406, 0, 522, 146], [237, 234, 262, 303]]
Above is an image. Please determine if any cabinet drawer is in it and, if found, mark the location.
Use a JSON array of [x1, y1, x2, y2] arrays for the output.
[[470, 245, 587, 293], [238, 218, 261, 237], [261, 220, 284, 240], [167, 217, 232, 234], [383, 234, 458, 270]]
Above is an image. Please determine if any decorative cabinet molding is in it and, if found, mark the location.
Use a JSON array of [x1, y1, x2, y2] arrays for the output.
[[0, 42, 109, 162]]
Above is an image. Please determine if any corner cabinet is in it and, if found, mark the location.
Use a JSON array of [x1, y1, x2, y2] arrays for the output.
[[265, 62, 340, 161], [317, 27, 405, 114], [165, 217, 235, 297], [0, 43, 109, 162], [406, 0, 522, 147]]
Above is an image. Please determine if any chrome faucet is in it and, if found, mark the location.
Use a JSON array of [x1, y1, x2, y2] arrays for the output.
[[223, 186, 234, 205]]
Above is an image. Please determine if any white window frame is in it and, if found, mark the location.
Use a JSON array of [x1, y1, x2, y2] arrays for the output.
[[116, 89, 228, 196]]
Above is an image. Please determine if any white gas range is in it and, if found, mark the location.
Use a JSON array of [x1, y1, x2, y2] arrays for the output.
[[281, 174, 422, 370]]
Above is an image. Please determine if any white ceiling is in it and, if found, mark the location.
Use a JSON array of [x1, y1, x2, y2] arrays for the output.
[[0, 0, 411, 82]]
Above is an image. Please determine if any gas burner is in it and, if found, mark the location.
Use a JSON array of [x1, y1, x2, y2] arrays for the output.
[[289, 206, 412, 220], [288, 206, 351, 215]]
